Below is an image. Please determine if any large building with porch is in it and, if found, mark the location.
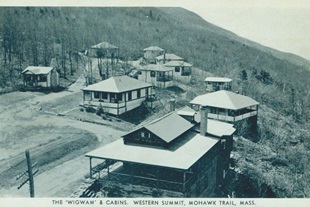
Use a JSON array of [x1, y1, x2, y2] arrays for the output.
[[86, 106, 236, 197], [81, 76, 154, 116], [137, 64, 173, 88], [21, 66, 59, 90], [164, 60, 192, 84], [190, 90, 259, 133]]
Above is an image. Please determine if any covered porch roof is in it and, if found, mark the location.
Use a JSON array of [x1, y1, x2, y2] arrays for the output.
[[86, 133, 219, 170]]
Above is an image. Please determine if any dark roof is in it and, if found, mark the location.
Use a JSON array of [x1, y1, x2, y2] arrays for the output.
[[123, 112, 194, 143], [82, 76, 152, 93]]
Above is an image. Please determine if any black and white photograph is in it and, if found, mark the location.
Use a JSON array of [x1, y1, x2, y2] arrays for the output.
[[0, 0, 309, 206]]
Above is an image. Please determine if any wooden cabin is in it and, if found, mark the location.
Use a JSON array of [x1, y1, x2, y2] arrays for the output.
[[205, 77, 232, 92], [21, 66, 59, 90], [164, 60, 192, 84], [86, 107, 236, 197], [137, 64, 173, 88], [143, 46, 165, 64], [82, 76, 154, 115], [156, 53, 183, 64], [86, 41, 119, 59], [190, 90, 259, 124]]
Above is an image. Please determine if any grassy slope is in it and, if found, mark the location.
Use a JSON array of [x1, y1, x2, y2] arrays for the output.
[[0, 7, 309, 197]]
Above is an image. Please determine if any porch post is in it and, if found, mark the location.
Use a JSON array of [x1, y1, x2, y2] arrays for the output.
[[182, 171, 186, 196], [156, 168, 159, 190], [83, 91, 85, 104], [107, 160, 110, 180], [89, 157, 93, 179], [131, 163, 134, 184]]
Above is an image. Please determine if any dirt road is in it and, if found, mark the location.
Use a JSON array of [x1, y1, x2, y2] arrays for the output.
[[0, 81, 127, 197]]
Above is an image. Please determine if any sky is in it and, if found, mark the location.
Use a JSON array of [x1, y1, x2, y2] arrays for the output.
[[2, 0, 310, 60]]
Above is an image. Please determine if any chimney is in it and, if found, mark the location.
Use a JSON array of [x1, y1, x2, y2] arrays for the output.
[[169, 99, 176, 112], [200, 105, 208, 136]]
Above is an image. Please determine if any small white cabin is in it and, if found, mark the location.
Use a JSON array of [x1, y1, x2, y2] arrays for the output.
[[21, 66, 59, 89], [82, 76, 154, 115]]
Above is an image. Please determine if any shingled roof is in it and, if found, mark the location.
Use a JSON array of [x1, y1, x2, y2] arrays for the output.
[[123, 112, 194, 143], [190, 90, 259, 110], [82, 76, 152, 93]]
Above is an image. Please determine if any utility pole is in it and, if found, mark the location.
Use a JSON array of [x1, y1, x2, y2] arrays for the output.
[[16, 150, 39, 197], [26, 150, 34, 197]]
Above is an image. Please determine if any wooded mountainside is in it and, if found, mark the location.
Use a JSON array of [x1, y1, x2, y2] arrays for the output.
[[0, 7, 309, 197]]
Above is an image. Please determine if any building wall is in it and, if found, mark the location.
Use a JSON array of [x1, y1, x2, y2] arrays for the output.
[[168, 66, 191, 84], [138, 71, 173, 88], [123, 129, 167, 148], [205, 81, 232, 92], [83, 87, 152, 115], [144, 50, 164, 62]]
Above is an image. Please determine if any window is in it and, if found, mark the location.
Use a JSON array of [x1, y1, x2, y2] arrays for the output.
[[137, 89, 141, 98], [141, 131, 145, 137], [148, 132, 151, 138], [181, 67, 191, 76], [150, 71, 156, 77], [175, 67, 180, 72], [117, 93, 122, 102], [38, 75, 47, 82], [102, 92, 108, 99], [94, 92, 100, 99], [128, 91, 132, 101]]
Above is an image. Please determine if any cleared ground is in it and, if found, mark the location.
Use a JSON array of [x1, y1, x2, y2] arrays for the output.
[[0, 80, 131, 197]]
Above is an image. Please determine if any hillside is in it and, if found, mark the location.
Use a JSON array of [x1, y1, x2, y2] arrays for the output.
[[0, 7, 309, 197]]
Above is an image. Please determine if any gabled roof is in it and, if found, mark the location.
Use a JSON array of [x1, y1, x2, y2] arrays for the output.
[[205, 77, 232, 82], [143, 46, 165, 51], [82, 76, 152, 93], [164, 61, 192, 67], [190, 90, 259, 110], [156, 54, 183, 61], [123, 112, 194, 143], [91, 41, 118, 49], [86, 133, 219, 170], [21, 66, 54, 75], [138, 64, 173, 72]]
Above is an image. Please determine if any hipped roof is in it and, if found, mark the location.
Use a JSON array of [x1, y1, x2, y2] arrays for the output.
[[123, 112, 194, 143], [164, 61, 192, 67], [138, 64, 173, 72], [156, 53, 183, 61], [205, 77, 232, 82], [143, 46, 165, 51], [190, 90, 259, 110], [86, 134, 219, 170], [82, 76, 152, 93], [91, 41, 118, 49]]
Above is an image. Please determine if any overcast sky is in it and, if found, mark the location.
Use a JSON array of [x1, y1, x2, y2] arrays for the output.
[[3, 0, 310, 60]]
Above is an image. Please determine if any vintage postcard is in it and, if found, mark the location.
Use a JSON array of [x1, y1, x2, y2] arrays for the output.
[[0, 0, 309, 207]]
